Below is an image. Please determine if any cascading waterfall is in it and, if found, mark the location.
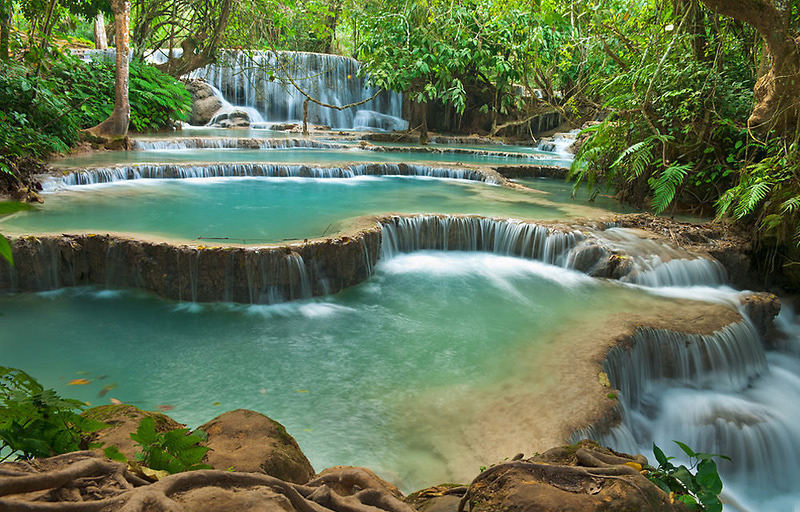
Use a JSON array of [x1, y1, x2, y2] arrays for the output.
[[379, 215, 584, 267], [130, 138, 352, 150], [570, 251, 800, 510], [44, 163, 498, 190], [192, 51, 407, 131]]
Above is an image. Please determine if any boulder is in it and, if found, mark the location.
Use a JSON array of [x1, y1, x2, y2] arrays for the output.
[[185, 79, 224, 125], [211, 108, 252, 128], [199, 409, 315, 484], [740, 292, 781, 340], [82, 404, 183, 460], [458, 440, 688, 512]]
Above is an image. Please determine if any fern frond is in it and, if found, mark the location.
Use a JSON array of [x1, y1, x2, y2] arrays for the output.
[[649, 162, 691, 214]]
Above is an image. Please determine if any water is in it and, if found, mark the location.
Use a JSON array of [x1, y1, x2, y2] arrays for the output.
[[49, 147, 566, 169], [191, 51, 406, 130], [0, 252, 654, 490], [1, 177, 624, 243]]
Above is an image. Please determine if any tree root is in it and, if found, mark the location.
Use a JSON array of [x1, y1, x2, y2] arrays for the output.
[[0, 454, 416, 512], [456, 442, 675, 512]]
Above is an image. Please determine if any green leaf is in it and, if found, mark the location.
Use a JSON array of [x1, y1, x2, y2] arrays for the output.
[[104, 445, 128, 462], [696, 459, 723, 495], [0, 234, 12, 267], [131, 417, 159, 447], [673, 440, 696, 459], [653, 443, 669, 467]]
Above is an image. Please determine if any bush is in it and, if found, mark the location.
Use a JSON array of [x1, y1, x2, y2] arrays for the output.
[[0, 366, 105, 461]]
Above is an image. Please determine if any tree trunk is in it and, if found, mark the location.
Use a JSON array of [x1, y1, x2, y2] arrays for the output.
[[86, 0, 130, 140], [699, 0, 800, 136], [93, 12, 108, 49], [0, 2, 9, 61]]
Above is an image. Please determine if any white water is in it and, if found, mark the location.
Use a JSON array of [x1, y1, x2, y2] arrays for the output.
[[191, 51, 407, 131], [569, 251, 800, 511]]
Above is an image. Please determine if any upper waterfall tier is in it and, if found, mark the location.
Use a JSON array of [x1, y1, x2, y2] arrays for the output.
[[189, 51, 407, 131]]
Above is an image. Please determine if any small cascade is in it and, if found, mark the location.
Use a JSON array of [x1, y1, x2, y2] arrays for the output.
[[574, 305, 800, 507], [603, 322, 767, 408], [286, 252, 313, 301], [534, 129, 579, 156], [627, 257, 727, 287], [191, 50, 407, 131], [45, 163, 498, 189], [594, 227, 727, 288], [131, 138, 351, 150], [379, 215, 583, 267]]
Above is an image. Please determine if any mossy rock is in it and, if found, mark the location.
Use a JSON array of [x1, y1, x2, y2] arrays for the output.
[[199, 409, 315, 484], [82, 404, 183, 460]]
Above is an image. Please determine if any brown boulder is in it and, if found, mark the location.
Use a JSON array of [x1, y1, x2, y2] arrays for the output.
[[200, 409, 315, 484], [460, 440, 688, 512], [82, 404, 184, 460]]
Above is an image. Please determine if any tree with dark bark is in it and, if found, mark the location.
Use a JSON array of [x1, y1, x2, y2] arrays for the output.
[[699, 0, 800, 137]]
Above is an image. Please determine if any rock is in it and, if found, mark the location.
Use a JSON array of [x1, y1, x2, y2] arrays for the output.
[[461, 440, 688, 512], [211, 108, 253, 128], [740, 292, 781, 340], [178, 486, 296, 512], [406, 485, 466, 512], [200, 409, 314, 484], [313, 466, 404, 499], [82, 404, 184, 460], [185, 79, 224, 126]]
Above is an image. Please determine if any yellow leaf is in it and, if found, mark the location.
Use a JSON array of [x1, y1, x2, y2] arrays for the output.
[[623, 462, 643, 471], [598, 372, 611, 388]]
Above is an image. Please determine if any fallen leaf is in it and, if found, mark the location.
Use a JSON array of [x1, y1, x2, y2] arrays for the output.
[[598, 372, 611, 388], [213, 401, 221, 406], [259, 388, 267, 394], [296, 389, 308, 393], [68, 379, 91, 385], [110, 398, 122, 405], [98, 383, 118, 397], [156, 404, 175, 411]]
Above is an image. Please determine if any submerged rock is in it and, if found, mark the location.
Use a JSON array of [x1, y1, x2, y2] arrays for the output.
[[200, 409, 315, 484]]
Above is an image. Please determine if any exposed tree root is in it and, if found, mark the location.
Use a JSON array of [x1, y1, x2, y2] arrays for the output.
[[0, 453, 416, 512]]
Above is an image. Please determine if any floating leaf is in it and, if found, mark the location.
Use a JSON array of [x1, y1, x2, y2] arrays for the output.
[[68, 378, 91, 385], [110, 398, 122, 404], [296, 389, 309, 393], [212, 401, 221, 406], [98, 383, 118, 397], [157, 404, 175, 411]]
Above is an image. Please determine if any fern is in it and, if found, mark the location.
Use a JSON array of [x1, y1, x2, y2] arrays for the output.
[[649, 162, 692, 214]]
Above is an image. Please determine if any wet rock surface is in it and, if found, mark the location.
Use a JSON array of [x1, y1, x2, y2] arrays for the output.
[[185, 79, 224, 126], [200, 409, 315, 484], [452, 441, 687, 512]]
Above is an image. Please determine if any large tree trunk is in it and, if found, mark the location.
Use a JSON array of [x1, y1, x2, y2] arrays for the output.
[[0, 0, 11, 61], [699, 0, 800, 136], [86, 0, 130, 140], [93, 12, 108, 49]]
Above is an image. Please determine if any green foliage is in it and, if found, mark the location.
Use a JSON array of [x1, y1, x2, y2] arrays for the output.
[[53, 57, 191, 132], [127, 417, 211, 474], [0, 202, 33, 266], [716, 143, 800, 247], [0, 54, 190, 162], [354, 0, 580, 118], [647, 441, 730, 512], [0, 367, 106, 461]]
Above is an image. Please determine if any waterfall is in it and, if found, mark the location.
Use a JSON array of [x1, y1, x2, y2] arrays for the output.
[[191, 50, 407, 131], [130, 138, 352, 150], [379, 215, 584, 267], [573, 308, 800, 508], [44, 163, 499, 190]]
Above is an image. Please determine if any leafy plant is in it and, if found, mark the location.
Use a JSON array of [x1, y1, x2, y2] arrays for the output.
[[105, 417, 211, 475], [646, 441, 730, 512], [0, 367, 106, 461]]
